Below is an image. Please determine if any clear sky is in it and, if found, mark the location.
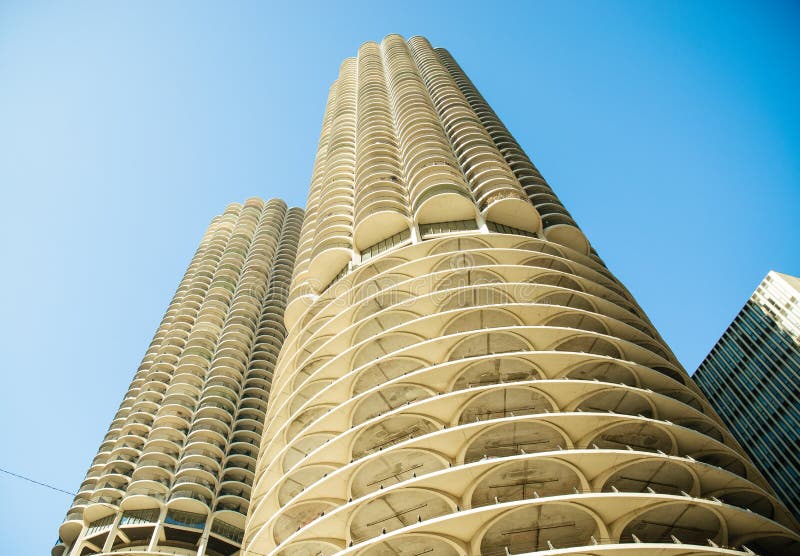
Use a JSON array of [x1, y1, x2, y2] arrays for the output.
[[1, 1, 798, 554]]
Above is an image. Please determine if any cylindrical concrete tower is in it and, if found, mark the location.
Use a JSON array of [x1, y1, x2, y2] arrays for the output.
[[244, 36, 800, 556], [55, 199, 303, 556]]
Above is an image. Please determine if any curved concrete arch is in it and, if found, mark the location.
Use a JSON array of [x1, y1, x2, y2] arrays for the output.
[[283, 433, 337, 473], [441, 306, 523, 335], [352, 356, 431, 396], [351, 383, 436, 426], [459, 419, 572, 464], [614, 500, 727, 546], [350, 414, 443, 460], [427, 235, 491, 255], [348, 448, 450, 499], [475, 502, 605, 555], [570, 386, 656, 418], [446, 330, 533, 361], [278, 464, 339, 507], [597, 457, 697, 496], [351, 308, 423, 344], [553, 332, 622, 359], [466, 457, 588, 509], [583, 419, 677, 455], [563, 359, 639, 386], [347, 486, 457, 542], [455, 385, 556, 426], [272, 499, 341, 545], [351, 331, 428, 370], [449, 355, 543, 391], [274, 538, 343, 556], [355, 532, 466, 556], [438, 284, 514, 310]]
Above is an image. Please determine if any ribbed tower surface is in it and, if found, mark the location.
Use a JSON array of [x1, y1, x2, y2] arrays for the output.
[[243, 36, 800, 556], [55, 199, 303, 556]]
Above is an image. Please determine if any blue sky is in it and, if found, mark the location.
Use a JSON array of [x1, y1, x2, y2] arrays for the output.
[[0, 1, 798, 554]]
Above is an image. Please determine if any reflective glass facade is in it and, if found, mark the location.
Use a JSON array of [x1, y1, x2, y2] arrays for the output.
[[694, 271, 800, 519]]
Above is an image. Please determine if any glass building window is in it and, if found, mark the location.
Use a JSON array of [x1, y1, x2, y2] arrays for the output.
[[211, 519, 244, 543], [419, 219, 478, 237], [86, 515, 114, 536], [165, 509, 206, 530], [120, 509, 158, 526], [487, 220, 536, 237], [361, 229, 411, 262]]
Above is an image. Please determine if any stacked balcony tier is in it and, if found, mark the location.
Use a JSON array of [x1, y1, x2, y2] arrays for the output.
[[286, 35, 607, 331], [287, 36, 560, 328]]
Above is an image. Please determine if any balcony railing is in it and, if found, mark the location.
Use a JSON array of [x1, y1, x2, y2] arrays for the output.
[[165, 508, 206, 530], [211, 519, 244, 544], [169, 489, 210, 505], [120, 508, 159, 526]]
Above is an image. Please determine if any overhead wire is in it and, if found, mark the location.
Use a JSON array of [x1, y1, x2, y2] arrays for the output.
[[0, 465, 278, 556]]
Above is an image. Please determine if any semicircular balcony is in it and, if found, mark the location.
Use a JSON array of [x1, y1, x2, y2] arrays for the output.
[[209, 516, 245, 547], [194, 404, 234, 429], [162, 384, 201, 408], [147, 424, 187, 448], [483, 194, 541, 234], [151, 408, 192, 434], [132, 458, 174, 484], [58, 511, 84, 546], [225, 454, 257, 477], [186, 419, 231, 447], [413, 183, 477, 226], [167, 483, 212, 515], [534, 212, 590, 254], [122, 479, 169, 508], [215, 494, 249, 516], [83, 490, 123, 523], [204, 372, 242, 395]]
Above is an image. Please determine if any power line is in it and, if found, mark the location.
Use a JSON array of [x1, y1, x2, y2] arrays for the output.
[[0, 465, 275, 556], [0, 466, 77, 497]]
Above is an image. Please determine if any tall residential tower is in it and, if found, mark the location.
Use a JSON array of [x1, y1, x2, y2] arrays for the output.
[[56, 35, 800, 556], [243, 36, 800, 556], [55, 199, 303, 556], [694, 271, 800, 519]]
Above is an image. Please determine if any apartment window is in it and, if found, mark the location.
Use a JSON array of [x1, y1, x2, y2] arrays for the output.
[[321, 264, 349, 293], [120, 509, 158, 526], [487, 220, 536, 237], [86, 515, 115, 536], [361, 229, 411, 262], [165, 509, 206, 530], [419, 219, 478, 237], [211, 519, 244, 543]]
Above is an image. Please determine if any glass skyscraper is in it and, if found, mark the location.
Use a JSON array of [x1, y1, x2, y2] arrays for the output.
[[694, 271, 800, 519]]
